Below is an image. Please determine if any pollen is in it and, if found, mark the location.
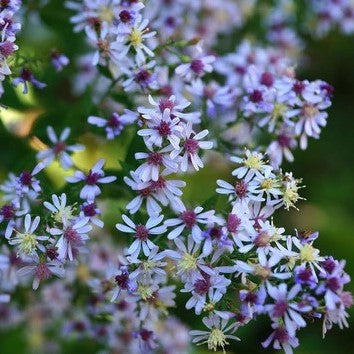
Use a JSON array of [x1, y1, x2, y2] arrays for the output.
[[99, 6, 114, 23], [272, 103, 287, 119], [208, 328, 229, 352], [129, 28, 143, 48], [17, 232, 38, 255], [283, 185, 300, 209], [179, 252, 198, 272], [261, 178, 275, 190], [138, 284, 154, 301], [53, 206, 74, 223], [244, 154, 262, 170], [300, 243, 317, 262]]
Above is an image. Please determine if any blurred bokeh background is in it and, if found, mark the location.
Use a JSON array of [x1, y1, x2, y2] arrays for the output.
[[0, 1, 353, 353]]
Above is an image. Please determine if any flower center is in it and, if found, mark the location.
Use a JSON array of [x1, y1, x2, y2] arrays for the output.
[[179, 252, 197, 272], [135, 224, 149, 241], [0, 41, 15, 57], [1, 204, 15, 220], [260, 71, 274, 86], [64, 227, 80, 244], [190, 59, 204, 75], [277, 134, 291, 147], [273, 300, 288, 317], [227, 213, 241, 233], [234, 180, 247, 199], [18, 232, 38, 255], [254, 231, 270, 247], [34, 263, 51, 280], [156, 121, 171, 137], [148, 152, 163, 165], [82, 203, 97, 217], [250, 89, 263, 103], [107, 114, 121, 128], [244, 155, 262, 170], [208, 328, 228, 352], [274, 327, 289, 343], [115, 273, 129, 289], [180, 210, 196, 229], [20, 171, 32, 185], [194, 277, 210, 295], [86, 170, 101, 185], [300, 243, 317, 262], [119, 10, 132, 23], [129, 28, 143, 47], [302, 103, 319, 119], [53, 141, 66, 155], [158, 97, 175, 112], [135, 69, 151, 85], [184, 138, 199, 154]]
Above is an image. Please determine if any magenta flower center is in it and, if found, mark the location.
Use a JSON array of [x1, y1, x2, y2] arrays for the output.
[[180, 210, 196, 229], [250, 89, 263, 103], [0, 41, 15, 57], [152, 177, 166, 190], [53, 141, 66, 155], [158, 97, 175, 112], [148, 152, 163, 165], [21, 68, 33, 81], [227, 213, 241, 233], [327, 277, 341, 292], [119, 10, 132, 23], [135, 69, 151, 84], [139, 186, 152, 197], [82, 203, 97, 217], [64, 226, 80, 244], [273, 300, 288, 317], [86, 170, 101, 185], [135, 224, 149, 241], [194, 277, 210, 295], [140, 328, 153, 341], [115, 273, 129, 289], [107, 114, 121, 128], [20, 171, 32, 185], [1, 204, 15, 220], [184, 138, 199, 154], [260, 71, 274, 87], [156, 121, 171, 137], [234, 180, 248, 199], [190, 59, 204, 75], [34, 263, 51, 280], [274, 327, 289, 343]]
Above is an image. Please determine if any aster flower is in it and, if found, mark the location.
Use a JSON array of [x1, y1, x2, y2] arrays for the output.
[[80, 201, 104, 228], [44, 193, 75, 226], [49, 217, 92, 261], [0, 203, 27, 238], [175, 47, 215, 81], [66, 159, 117, 201], [115, 14, 156, 65], [170, 122, 213, 172], [9, 214, 48, 257], [12, 68, 46, 94], [50, 50, 70, 72], [137, 108, 182, 150], [88, 110, 137, 140], [134, 147, 178, 182], [230, 150, 272, 183], [37, 126, 84, 169], [110, 265, 138, 301], [164, 203, 216, 242], [116, 214, 167, 259], [190, 315, 239, 352], [17, 255, 64, 290], [262, 322, 299, 354]]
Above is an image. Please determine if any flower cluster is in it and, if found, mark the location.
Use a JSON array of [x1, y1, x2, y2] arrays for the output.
[[0, 0, 21, 100], [0, 1, 352, 353]]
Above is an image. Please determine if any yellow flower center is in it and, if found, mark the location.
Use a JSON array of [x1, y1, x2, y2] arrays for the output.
[[300, 243, 317, 262], [129, 28, 143, 48], [302, 104, 319, 119], [272, 103, 287, 119], [283, 185, 299, 209], [179, 252, 198, 273], [208, 328, 228, 352], [53, 206, 74, 223], [138, 284, 153, 301], [244, 155, 263, 170], [18, 232, 37, 255], [261, 178, 274, 190], [203, 302, 215, 312], [99, 6, 114, 23]]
